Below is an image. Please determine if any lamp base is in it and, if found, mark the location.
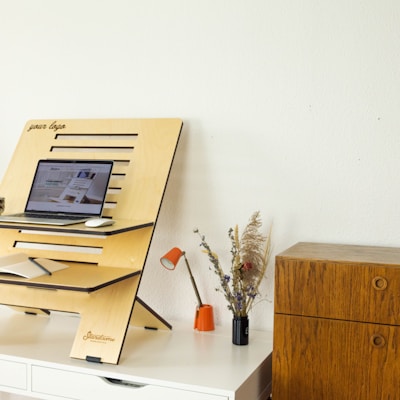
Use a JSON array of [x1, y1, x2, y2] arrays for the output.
[[194, 304, 215, 331]]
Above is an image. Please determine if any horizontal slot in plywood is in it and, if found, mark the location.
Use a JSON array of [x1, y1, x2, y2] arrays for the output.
[[50, 146, 135, 153], [14, 241, 103, 255], [55, 133, 138, 140]]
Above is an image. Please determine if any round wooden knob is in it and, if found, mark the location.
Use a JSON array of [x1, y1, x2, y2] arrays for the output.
[[370, 334, 386, 348], [372, 276, 388, 290]]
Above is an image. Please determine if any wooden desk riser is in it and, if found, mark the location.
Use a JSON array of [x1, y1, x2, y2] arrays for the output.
[[0, 118, 182, 364]]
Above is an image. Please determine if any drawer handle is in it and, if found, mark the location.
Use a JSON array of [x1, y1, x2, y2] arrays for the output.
[[370, 334, 386, 348], [103, 377, 146, 389], [372, 276, 388, 291]]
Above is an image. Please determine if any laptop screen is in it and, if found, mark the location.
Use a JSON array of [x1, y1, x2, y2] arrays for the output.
[[25, 160, 113, 216]]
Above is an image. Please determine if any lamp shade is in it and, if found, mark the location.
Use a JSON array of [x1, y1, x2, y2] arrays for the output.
[[160, 247, 184, 270]]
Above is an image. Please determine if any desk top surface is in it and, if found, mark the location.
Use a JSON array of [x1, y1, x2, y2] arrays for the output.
[[0, 307, 273, 394]]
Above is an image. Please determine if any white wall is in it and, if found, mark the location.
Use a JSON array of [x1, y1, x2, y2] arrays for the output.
[[1, 0, 400, 331]]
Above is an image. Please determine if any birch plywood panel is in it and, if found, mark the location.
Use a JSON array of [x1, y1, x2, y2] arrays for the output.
[[1, 118, 182, 221], [0, 118, 182, 363]]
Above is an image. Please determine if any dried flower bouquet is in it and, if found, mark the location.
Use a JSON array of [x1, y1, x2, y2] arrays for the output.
[[194, 211, 271, 317]]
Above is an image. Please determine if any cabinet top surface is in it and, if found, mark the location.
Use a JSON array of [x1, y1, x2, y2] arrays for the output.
[[277, 242, 400, 265]]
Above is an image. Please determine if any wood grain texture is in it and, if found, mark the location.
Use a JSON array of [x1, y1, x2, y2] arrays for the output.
[[0, 118, 182, 363], [273, 242, 400, 399], [273, 315, 400, 399]]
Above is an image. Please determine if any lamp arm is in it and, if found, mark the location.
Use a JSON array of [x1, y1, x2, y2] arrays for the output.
[[183, 253, 203, 307]]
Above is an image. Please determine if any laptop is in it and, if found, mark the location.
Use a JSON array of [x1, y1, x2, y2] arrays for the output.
[[0, 159, 113, 226]]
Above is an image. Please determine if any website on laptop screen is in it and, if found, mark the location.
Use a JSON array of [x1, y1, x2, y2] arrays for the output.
[[26, 160, 113, 215]]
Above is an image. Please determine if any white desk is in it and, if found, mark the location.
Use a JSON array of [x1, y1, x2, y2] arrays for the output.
[[0, 307, 272, 400]]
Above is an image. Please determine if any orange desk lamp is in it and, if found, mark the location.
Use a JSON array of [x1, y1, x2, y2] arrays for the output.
[[160, 247, 214, 331]]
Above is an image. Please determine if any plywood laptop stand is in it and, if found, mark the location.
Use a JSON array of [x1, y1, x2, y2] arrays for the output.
[[0, 118, 182, 364]]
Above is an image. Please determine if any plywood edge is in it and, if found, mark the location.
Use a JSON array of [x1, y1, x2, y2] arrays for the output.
[[130, 297, 172, 330]]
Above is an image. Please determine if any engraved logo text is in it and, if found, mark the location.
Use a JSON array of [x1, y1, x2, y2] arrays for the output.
[[27, 120, 66, 132], [83, 331, 115, 343]]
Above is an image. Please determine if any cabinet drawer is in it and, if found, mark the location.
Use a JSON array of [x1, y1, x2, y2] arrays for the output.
[[32, 366, 227, 400], [273, 314, 400, 399], [275, 257, 400, 324], [0, 360, 27, 390]]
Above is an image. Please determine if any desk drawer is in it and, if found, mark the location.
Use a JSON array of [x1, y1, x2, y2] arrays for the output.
[[32, 366, 227, 400], [275, 258, 400, 324], [0, 360, 27, 390]]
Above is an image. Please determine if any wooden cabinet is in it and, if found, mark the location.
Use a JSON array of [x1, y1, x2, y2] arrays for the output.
[[272, 242, 400, 399]]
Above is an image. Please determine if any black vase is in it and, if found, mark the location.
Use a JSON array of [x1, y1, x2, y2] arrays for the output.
[[232, 315, 249, 345]]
